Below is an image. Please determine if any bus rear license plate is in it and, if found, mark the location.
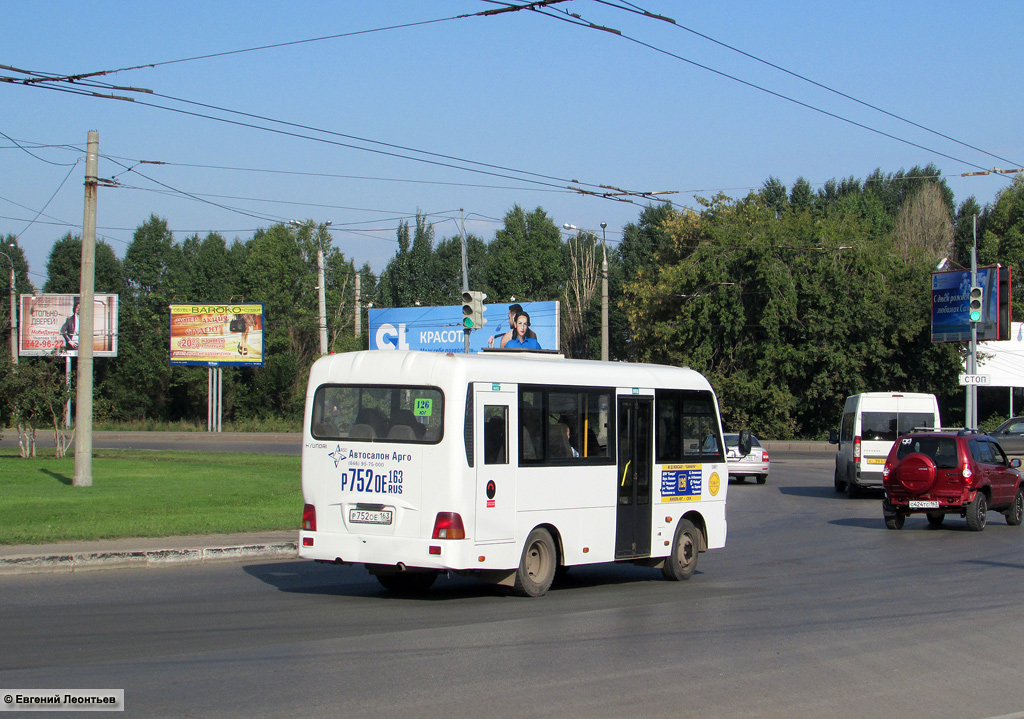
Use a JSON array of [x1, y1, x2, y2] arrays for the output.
[[909, 500, 939, 509], [349, 509, 393, 525]]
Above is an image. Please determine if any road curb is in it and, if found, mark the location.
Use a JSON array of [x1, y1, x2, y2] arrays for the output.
[[0, 542, 299, 576]]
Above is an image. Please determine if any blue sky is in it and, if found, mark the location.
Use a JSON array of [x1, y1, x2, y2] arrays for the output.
[[2, 1, 1021, 289]]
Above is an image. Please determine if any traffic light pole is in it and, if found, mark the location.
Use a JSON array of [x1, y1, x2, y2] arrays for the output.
[[968, 215, 978, 429], [459, 211, 471, 354]]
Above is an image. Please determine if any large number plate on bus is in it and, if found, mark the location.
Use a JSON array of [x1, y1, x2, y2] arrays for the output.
[[349, 508, 393, 525]]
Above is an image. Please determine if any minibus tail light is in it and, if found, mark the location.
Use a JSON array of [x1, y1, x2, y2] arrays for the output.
[[853, 436, 861, 460], [302, 503, 317, 532], [432, 512, 466, 539]]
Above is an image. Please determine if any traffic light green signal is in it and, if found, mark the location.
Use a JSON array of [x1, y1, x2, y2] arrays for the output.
[[969, 286, 983, 323], [462, 290, 487, 330]]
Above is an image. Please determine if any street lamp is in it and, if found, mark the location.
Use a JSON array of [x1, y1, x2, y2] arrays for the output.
[[0, 246, 16, 364], [290, 219, 332, 356]]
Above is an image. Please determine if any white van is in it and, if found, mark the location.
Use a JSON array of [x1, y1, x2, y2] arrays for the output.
[[829, 392, 941, 497]]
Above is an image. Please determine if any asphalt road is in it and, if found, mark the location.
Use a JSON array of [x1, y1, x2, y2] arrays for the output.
[[2, 453, 1024, 719]]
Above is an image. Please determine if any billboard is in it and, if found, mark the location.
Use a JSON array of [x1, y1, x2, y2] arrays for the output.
[[369, 301, 560, 353], [19, 293, 119, 357], [931, 266, 1011, 343], [169, 303, 265, 367], [973, 322, 1024, 387]]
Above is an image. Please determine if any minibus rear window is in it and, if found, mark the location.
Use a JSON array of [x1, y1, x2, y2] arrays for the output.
[[310, 385, 443, 443]]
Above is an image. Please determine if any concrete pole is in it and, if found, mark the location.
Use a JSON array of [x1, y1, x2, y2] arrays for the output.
[[317, 247, 328, 355], [968, 215, 978, 430], [73, 130, 98, 488], [354, 271, 361, 338]]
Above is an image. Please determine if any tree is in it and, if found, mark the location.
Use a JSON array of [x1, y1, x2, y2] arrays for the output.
[[377, 220, 413, 308], [1, 235, 35, 295], [893, 182, 954, 264], [486, 205, 566, 303], [0, 237, 33, 369], [434, 232, 487, 303], [761, 177, 788, 217], [618, 203, 675, 288], [789, 177, 814, 213], [232, 222, 318, 420], [621, 171, 963, 439], [101, 216, 181, 420], [408, 212, 440, 306], [3, 356, 74, 458], [985, 176, 1024, 308], [953, 197, 985, 269], [44, 233, 124, 294], [561, 229, 600, 359]]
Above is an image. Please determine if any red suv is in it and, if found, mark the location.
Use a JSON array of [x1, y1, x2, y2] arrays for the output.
[[881, 430, 1024, 531]]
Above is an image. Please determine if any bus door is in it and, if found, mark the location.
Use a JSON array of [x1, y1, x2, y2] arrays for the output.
[[616, 395, 653, 559], [474, 383, 517, 542]]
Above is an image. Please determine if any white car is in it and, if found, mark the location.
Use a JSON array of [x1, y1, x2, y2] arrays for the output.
[[724, 433, 770, 484]]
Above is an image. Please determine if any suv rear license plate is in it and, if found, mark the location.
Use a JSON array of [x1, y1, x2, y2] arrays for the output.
[[349, 508, 393, 525], [909, 500, 940, 509]]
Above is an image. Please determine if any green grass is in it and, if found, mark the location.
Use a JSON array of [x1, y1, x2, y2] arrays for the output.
[[88, 417, 302, 433], [0, 449, 301, 545]]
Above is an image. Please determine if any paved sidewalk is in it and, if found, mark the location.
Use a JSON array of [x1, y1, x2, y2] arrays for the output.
[[0, 530, 299, 576]]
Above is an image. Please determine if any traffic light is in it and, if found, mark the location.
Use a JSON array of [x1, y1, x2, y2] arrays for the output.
[[461, 290, 487, 330], [969, 286, 983, 322]]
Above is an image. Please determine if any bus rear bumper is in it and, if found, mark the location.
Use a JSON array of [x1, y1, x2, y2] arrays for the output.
[[299, 531, 518, 571]]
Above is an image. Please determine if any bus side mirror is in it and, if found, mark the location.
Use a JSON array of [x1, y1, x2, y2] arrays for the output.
[[738, 429, 752, 456], [829, 429, 839, 445]]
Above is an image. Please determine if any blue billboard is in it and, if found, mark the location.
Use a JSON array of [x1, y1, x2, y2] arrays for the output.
[[369, 301, 560, 353], [931, 267, 1010, 342]]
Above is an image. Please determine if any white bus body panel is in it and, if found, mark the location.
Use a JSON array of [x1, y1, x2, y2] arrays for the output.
[[299, 350, 727, 574]]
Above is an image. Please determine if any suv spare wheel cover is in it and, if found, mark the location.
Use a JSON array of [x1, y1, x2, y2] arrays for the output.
[[895, 452, 937, 494]]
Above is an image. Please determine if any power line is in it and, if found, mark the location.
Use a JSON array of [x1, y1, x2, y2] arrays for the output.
[[1, 1, 1014, 195], [0, 16, 465, 86], [601, 0, 1021, 169], [108, 158, 574, 194], [530, 1, 1012, 178], [4, 2, 573, 87]]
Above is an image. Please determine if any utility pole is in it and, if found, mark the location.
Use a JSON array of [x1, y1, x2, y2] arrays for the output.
[[354, 271, 361, 339], [73, 130, 98, 488], [968, 215, 979, 429], [317, 244, 328, 355], [290, 219, 331, 355]]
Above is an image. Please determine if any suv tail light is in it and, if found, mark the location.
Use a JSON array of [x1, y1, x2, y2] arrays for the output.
[[432, 512, 466, 539], [302, 503, 317, 531], [853, 436, 862, 460]]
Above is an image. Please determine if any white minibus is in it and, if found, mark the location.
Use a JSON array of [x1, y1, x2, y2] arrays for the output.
[[829, 392, 941, 497], [300, 349, 731, 596]]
